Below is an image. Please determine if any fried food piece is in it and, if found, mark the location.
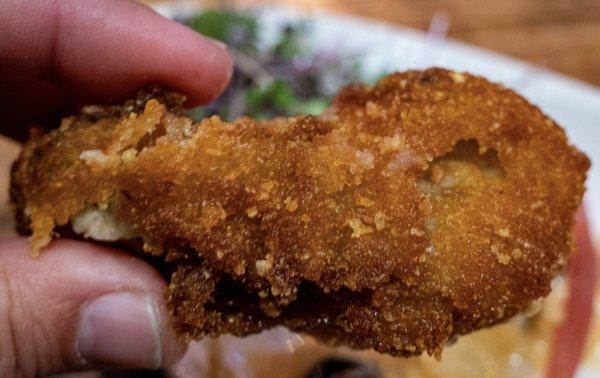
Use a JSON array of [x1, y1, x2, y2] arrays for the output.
[[11, 69, 589, 357]]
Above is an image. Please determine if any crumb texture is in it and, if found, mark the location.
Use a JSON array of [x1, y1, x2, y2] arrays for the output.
[[10, 69, 589, 357]]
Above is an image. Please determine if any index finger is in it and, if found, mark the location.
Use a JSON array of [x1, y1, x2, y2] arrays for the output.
[[0, 0, 233, 105]]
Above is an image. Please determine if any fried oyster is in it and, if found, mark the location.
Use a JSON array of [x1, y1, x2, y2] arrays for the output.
[[11, 69, 589, 357]]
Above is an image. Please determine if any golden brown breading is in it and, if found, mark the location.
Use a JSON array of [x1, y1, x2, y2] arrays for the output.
[[11, 68, 589, 357]]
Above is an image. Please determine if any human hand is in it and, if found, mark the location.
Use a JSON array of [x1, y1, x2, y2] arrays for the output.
[[0, 0, 232, 375], [0, 0, 232, 141]]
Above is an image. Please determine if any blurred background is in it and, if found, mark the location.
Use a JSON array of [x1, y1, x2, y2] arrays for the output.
[[148, 0, 600, 86]]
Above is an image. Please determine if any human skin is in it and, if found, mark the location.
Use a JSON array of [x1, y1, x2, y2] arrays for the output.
[[0, 0, 232, 375]]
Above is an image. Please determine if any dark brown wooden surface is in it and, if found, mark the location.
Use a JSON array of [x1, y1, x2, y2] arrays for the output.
[[199, 0, 600, 87]]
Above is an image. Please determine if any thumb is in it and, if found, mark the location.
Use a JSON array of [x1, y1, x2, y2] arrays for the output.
[[0, 238, 185, 376]]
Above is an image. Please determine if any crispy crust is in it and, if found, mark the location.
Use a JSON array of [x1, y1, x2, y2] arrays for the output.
[[11, 69, 589, 357]]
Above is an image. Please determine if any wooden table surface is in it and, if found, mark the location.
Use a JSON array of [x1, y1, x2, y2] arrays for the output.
[[206, 0, 600, 87]]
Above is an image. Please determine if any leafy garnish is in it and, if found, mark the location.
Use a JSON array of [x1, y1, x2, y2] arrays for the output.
[[185, 10, 363, 120], [188, 10, 257, 52]]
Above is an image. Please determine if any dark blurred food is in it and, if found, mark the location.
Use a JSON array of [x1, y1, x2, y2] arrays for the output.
[[305, 356, 381, 378]]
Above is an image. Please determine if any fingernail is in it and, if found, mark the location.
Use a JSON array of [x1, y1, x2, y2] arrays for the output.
[[76, 292, 162, 369], [207, 37, 227, 50]]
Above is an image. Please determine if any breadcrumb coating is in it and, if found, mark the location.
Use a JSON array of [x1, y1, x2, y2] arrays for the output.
[[11, 69, 589, 357]]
